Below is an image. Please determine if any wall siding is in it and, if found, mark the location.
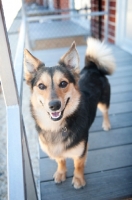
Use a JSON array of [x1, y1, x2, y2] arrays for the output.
[[91, 0, 116, 43]]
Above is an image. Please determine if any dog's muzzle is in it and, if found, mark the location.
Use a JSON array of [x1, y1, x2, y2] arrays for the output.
[[48, 98, 70, 121]]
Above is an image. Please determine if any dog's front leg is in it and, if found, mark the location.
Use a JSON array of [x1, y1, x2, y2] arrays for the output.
[[72, 155, 87, 189], [53, 158, 67, 183]]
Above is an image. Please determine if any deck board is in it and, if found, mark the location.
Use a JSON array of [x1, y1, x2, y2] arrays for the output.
[[90, 112, 132, 132], [40, 144, 132, 181], [41, 167, 132, 200], [39, 44, 132, 200], [40, 126, 132, 158]]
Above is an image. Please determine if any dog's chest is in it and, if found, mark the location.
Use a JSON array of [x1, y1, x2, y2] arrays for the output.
[[39, 130, 84, 159]]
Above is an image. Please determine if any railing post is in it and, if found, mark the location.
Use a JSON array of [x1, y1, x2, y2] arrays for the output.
[[104, 0, 109, 42], [0, 0, 25, 199]]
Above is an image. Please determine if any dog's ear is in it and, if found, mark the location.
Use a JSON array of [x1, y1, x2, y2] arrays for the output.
[[24, 49, 44, 84], [59, 42, 80, 73]]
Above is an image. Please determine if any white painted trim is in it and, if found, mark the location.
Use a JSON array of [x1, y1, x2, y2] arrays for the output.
[[14, 21, 25, 100], [27, 11, 108, 22], [7, 105, 25, 200], [116, 0, 132, 54]]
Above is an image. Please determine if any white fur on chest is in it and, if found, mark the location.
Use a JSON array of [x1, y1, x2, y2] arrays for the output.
[[39, 136, 84, 159]]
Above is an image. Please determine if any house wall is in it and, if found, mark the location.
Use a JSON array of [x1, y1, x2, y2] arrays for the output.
[[25, 0, 69, 8], [91, 0, 116, 43], [53, 0, 69, 9]]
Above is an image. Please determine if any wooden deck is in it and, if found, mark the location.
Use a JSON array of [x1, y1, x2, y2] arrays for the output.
[[33, 44, 132, 200]]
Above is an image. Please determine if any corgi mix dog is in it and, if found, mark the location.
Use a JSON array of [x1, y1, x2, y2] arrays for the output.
[[24, 38, 115, 189]]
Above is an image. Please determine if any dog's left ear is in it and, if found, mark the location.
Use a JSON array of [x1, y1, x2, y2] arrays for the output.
[[59, 42, 80, 73]]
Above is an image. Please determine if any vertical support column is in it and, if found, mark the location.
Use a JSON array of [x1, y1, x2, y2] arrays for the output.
[[104, 0, 109, 42], [0, 0, 25, 200], [22, 0, 30, 50]]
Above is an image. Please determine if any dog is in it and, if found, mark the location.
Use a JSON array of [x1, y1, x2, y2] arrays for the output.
[[24, 37, 115, 189]]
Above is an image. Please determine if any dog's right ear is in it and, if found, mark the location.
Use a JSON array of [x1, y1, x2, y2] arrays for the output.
[[59, 42, 80, 74], [24, 49, 44, 84]]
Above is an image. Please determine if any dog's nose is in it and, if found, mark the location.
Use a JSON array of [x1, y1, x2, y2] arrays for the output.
[[49, 100, 61, 111]]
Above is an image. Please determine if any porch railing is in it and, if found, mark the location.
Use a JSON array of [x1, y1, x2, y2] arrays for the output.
[[0, 0, 38, 199]]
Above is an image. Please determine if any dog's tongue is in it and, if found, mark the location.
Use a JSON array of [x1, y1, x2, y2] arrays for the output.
[[51, 112, 61, 118]]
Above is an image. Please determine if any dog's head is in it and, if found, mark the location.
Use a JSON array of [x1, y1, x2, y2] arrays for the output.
[[24, 42, 81, 122]]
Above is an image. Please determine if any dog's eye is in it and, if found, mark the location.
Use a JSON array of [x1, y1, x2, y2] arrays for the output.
[[59, 81, 68, 88], [38, 83, 46, 90]]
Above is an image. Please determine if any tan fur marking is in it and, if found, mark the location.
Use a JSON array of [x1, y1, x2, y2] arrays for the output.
[[31, 70, 81, 132], [37, 72, 51, 87], [53, 159, 67, 183], [24, 49, 44, 83], [98, 103, 111, 131], [53, 70, 81, 119], [52, 70, 69, 85], [72, 146, 88, 189]]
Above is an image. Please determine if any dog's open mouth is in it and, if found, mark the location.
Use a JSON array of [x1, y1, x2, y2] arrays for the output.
[[48, 98, 70, 121], [50, 112, 61, 120]]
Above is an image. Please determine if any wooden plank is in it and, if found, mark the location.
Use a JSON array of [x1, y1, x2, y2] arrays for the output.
[[89, 126, 132, 150], [111, 84, 132, 94], [116, 57, 132, 63], [110, 70, 132, 80], [40, 126, 132, 158], [90, 112, 132, 133], [97, 101, 132, 116], [40, 167, 132, 200], [32, 46, 132, 72], [111, 91, 132, 103], [116, 60, 132, 67], [40, 144, 132, 181], [114, 65, 132, 72], [109, 76, 132, 86]]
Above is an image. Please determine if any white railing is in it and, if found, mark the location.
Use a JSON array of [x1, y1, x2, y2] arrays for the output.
[[26, 0, 109, 42], [0, 0, 38, 199]]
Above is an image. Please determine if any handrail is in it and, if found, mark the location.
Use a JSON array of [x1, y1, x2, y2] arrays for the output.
[[27, 7, 91, 16], [14, 20, 25, 101], [0, 1, 25, 199], [0, 0, 39, 199], [27, 10, 108, 22]]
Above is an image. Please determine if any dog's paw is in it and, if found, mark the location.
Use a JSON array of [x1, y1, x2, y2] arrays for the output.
[[102, 121, 111, 131], [72, 176, 86, 189], [53, 171, 66, 184]]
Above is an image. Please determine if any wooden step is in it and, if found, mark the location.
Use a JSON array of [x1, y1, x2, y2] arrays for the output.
[[28, 20, 88, 50]]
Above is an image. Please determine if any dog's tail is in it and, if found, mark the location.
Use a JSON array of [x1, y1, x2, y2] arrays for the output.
[[85, 37, 116, 75]]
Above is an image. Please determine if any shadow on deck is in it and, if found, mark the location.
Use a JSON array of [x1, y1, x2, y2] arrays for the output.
[[32, 44, 132, 200]]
